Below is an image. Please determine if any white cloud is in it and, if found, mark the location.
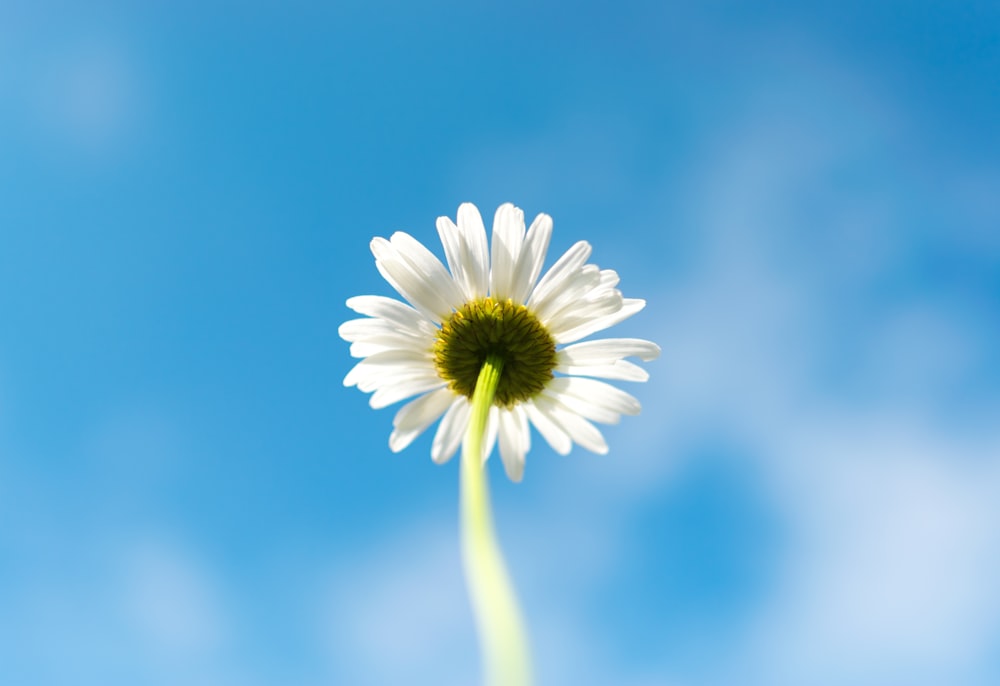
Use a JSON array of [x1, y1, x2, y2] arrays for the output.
[[627, 58, 1000, 684], [119, 538, 230, 659], [0, 531, 249, 686], [322, 519, 479, 686], [3, 30, 142, 159], [739, 421, 1000, 686]]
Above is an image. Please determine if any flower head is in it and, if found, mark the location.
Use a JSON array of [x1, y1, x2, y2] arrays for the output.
[[340, 202, 659, 481]]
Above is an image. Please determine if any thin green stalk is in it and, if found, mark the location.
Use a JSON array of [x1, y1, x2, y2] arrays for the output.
[[461, 353, 532, 686]]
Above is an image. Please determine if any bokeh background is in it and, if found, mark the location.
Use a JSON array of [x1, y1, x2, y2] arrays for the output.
[[2, 1, 999, 685]]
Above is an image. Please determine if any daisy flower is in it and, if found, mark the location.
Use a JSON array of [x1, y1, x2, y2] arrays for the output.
[[340, 202, 659, 481], [341, 202, 659, 686]]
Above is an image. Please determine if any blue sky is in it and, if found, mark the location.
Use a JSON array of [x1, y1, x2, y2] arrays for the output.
[[2, 1, 999, 685]]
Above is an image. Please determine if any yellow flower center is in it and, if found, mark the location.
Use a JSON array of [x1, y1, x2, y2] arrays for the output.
[[434, 297, 557, 407]]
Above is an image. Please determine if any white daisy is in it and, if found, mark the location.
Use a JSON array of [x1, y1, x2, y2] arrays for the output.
[[340, 202, 659, 482]]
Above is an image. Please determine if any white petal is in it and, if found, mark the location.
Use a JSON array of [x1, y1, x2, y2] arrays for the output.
[[390, 231, 466, 310], [508, 213, 553, 305], [436, 216, 475, 301], [555, 410, 608, 455], [498, 406, 529, 482], [553, 298, 647, 344], [556, 359, 649, 382], [340, 321, 432, 359], [531, 264, 602, 323], [432, 397, 470, 464], [481, 405, 499, 464], [548, 376, 642, 416], [547, 376, 642, 414], [371, 235, 459, 322], [348, 340, 417, 358], [370, 377, 447, 409], [457, 203, 490, 298], [526, 240, 592, 311], [344, 349, 434, 387], [524, 401, 572, 455], [597, 268, 620, 289], [545, 393, 619, 424], [559, 338, 661, 363], [540, 268, 622, 323], [489, 203, 525, 301], [337, 317, 429, 343], [345, 295, 438, 338], [536, 394, 609, 454], [355, 368, 437, 394], [389, 387, 455, 452], [546, 292, 625, 340], [539, 289, 624, 340]]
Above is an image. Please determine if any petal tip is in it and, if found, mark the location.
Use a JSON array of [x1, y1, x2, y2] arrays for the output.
[[388, 433, 406, 453], [431, 451, 455, 465]]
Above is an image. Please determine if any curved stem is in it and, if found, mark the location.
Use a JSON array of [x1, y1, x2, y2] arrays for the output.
[[461, 353, 532, 686]]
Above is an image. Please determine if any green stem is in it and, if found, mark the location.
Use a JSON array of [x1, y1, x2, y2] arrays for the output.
[[461, 353, 532, 686]]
